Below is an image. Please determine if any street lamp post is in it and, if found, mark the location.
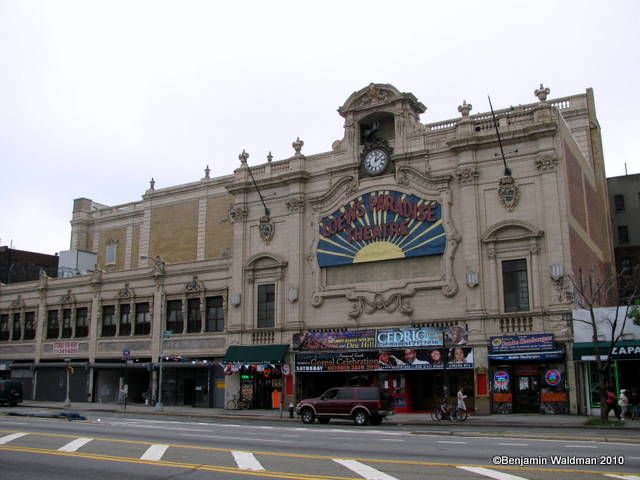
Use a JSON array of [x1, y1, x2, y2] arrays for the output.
[[155, 330, 172, 411], [63, 358, 71, 407]]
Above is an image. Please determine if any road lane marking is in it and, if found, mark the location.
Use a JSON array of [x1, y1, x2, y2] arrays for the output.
[[334, 459, 398, 480], [179, 433, 294, 444], [58, 437, 93, 452], [605, 475, 640, 480], [140, 444, 169, 461], [232, 451, 265, 471], [565, 445, 597, 449], [0, 432, 27, 444], [437, 441, 467, 444], [458, 466, 530, 480], [498, 443, 528, 446], [378, 439, 404, 442]]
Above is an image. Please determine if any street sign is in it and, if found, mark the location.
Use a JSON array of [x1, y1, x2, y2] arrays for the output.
[[163, 330, 173, 339], [122, 348, 131, 361]]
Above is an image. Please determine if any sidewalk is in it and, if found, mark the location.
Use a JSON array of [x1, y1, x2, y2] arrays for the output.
[[8, 400, 640, 431]]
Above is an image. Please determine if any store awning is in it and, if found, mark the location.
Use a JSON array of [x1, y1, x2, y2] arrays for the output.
[[573, 341, 640, 361], [223, 344, 289, 364]]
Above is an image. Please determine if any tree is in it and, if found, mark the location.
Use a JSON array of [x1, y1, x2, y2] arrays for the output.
[[571, 265, 640, 421]]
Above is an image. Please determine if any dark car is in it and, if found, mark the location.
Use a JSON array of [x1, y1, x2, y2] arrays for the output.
[[296, 386, 393, 426], [0, 380, 23, 406]]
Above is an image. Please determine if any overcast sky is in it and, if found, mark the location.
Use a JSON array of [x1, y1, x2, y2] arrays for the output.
[[1, 0, 638, 255]]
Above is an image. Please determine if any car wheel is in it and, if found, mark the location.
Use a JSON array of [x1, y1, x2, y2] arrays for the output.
[[353, 410, 369, 426], [318, 417, 330, 424], [369, 415, 383, 426], [301, 408, 316, 424]]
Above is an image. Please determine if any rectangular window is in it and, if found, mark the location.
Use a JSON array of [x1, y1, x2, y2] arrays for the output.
[[618, 225, 629, 244], [257, 284, 275, 328], [47, 310, 60, 339], [61, 309, 72, 338], [105, 243, 117, 265], [187, 298, 201, 333], [119, 304, 131, 336], [75, 307, 88, 338], [0, 314, 9, 341], [502, 259, 530, 312], [12, 313, 21, 340], [101, 305, 116, 337], [24, 312, 36, 340], [135, 303, 150, 335], [166, 300, 183, 334], [614, 194, 625, 212], [205, 296, 225, 332]]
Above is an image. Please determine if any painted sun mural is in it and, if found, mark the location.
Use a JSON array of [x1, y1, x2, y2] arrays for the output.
[[316, 190, 446, 267]]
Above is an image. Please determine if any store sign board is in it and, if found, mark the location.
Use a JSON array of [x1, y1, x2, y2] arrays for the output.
[[53, 341, 79, 354], [295, 348, 474, 372], [489, 333, 554, 353], [376, 327, 443, 348], [292, 330, 376, 350], [316, 190, 445, 267], [611, 343, 640, 359]]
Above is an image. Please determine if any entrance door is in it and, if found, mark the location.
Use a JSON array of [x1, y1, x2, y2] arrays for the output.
[[514, 375, 540, 413], [183, 378, 195, 406]]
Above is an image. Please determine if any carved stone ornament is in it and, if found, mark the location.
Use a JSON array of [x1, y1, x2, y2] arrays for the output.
[[118, 283, 134, 298], [497, 175, 520, 211], [285, 196, 305, 214], [535, 154, 558, 171], [59, 289, 74, 304], [358, 83, 389, 107], [10, 295, 25, 309], [259, 215, 275, 244], [185, 276, 203, 293], [152, 256, 166, 276], [348, 293, 413, 319], [228, 204, 249, 223], [455, 166, 479, 185]]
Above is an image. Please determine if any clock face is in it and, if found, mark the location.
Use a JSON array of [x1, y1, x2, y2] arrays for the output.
[[363, 149, 389, 175]]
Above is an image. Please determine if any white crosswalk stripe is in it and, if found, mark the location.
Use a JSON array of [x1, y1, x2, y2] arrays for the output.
[[457, 466, 531, 480], [58, 437, 93, 452], [333, 459, 399, 480], [605, 475, 640, 480], [140, 444, 169, 461], [0, 432, 27, 445], [232, 451, 265, 471]]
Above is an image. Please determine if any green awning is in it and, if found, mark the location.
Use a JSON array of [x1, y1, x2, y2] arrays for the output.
[[223, 344, 289, 364], [573, 340, 640, 360]]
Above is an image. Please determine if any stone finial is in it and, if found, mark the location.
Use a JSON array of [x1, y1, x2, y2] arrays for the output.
[[535, 83, 550, 102], [292, 137, 304, 156], [458, 100, 472, 117], [239, 149, 249, 165], [204, 165, 210, 179], [149, 177, 155, 191], [267, 151, 273, 163]]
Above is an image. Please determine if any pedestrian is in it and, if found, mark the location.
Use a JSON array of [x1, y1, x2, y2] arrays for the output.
[[457, 387, 467, 412], [118, 384, 128, 410], [630, 388, 639, 420], [618, 389, 629, 420], [605, 388, 621, 420]]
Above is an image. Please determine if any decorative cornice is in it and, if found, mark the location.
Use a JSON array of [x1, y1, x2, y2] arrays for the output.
[[347, 293, 413, 319], [309, 175, 358, 212]]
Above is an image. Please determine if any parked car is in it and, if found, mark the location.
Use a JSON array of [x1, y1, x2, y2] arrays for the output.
[[296, 386, 393, 426], [0, 380, 23, 406]]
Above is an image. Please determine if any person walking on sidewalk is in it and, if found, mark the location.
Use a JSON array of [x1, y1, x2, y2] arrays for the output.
[[605, 388, 621, 420], [629, 388, 639, 420], [618, 389, 629, 420], [457, 387, 467, 412]]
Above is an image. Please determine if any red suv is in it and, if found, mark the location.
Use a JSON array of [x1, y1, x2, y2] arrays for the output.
[[296, 387, 393, 426]]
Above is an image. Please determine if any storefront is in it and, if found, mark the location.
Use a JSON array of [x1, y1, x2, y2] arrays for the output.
[[222, 344, 290, 410], [294, 326, 474, 412], [488, 333, 568, 414], [573, 340, 640, 416]]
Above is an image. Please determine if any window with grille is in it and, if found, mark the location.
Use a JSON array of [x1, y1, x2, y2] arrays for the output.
[[166, 300, 183, 334], [257, 284, 275, 328], [61, 309, 72, 338], [502, 259, 530, 312], [187, 298, 201, 333], [618, 225, 629, 244], [47, 310, 60, 339], [101, 305, 116, 336], [614, 194, 625, 212], [119, 304, 131, 335], [135, 303, 150, 335], [24, 312, 35, 340], [106, 243, 117, 265], [12, 313, 21, 340], [0, 314, 9, 341], [205, 296, 224, 332], [75, 307, 88, 338]]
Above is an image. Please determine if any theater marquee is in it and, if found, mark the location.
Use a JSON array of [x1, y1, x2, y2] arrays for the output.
[[316, 190, 445, 267]]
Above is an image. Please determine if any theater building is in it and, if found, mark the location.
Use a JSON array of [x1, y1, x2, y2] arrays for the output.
[[0, 83, 614, 414]]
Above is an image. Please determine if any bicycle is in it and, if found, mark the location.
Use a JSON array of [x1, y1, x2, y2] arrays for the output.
[[226, 393, 250, 410], [430, 401, 467, 422]]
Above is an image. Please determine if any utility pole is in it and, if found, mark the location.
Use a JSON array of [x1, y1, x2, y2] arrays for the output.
[[64, 358, 71, 407], [155, 330, 172, 411]]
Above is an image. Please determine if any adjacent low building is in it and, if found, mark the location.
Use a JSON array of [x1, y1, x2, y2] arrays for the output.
[[0, 83, 615, 414]]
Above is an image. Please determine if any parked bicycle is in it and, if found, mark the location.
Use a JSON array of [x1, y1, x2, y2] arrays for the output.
[[430, 401, 467, 422], [226, 393, 250, 410]]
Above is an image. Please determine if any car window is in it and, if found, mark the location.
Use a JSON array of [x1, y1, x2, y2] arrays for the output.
[[358, 389, 379, 400], [335, 388, 355, 400], [322, 389, 339, 400]]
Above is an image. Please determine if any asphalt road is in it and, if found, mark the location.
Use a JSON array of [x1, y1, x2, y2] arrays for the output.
[[0, 413, 639, 480]]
